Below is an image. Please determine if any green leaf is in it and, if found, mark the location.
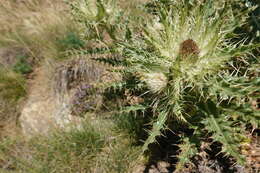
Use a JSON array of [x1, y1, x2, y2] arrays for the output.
[[200, 101, 246, 165], [92, 56, 126, 67], [119, 105, 147, 114], [96, 0, 107, 21], [175, 137, 198, 171], [142, 111, 168, 153], [220, 43, 260, 57]]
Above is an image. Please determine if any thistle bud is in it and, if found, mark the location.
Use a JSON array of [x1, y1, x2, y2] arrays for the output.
[[142, 72, 167, 93]]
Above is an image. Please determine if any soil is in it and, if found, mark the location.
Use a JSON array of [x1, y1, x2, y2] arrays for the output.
[[134, 130, 260, 173]]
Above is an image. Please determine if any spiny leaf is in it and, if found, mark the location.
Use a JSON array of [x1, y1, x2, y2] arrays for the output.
[[199, 101, 246, 165], [96, 80, 126, 92], [66, 47, 114, 56], [119, 105, 147, 114], [221, 103, 260, 128], [92, 56, 126, 67], [175, 137, 198, 171], [220, 43, 260, 57], [208, 76, 260, 100], [142, 111, 167, 153]]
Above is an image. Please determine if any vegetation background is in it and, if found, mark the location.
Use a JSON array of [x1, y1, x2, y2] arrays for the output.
[[0, 0, 259, 173]]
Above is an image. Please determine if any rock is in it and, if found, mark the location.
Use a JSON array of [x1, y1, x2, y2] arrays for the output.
[[19, 57, 111, 137], [19, 64, 83, 137]]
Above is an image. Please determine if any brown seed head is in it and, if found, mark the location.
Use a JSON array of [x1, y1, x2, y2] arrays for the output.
[[179, 39, 200, 58]]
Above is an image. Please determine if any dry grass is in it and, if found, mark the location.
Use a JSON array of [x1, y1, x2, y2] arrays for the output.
[[0, 0, 84, 137], [0, 0, 82, 60], [0, 69, 26, 138]]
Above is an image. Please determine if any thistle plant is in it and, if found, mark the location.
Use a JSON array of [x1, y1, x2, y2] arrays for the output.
[[73, 0, 260, 169], [68, 0, 125, 41]]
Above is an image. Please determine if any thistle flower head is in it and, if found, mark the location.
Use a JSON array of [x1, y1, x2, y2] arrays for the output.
[[179, 39, 200, 59]]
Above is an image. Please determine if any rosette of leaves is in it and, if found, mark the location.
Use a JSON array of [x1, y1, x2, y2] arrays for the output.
[[72, 0, 259, 170], [91, 0, 260, 169]]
